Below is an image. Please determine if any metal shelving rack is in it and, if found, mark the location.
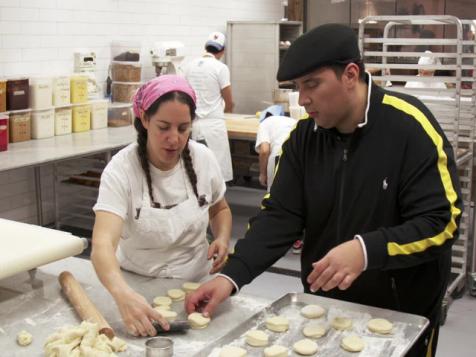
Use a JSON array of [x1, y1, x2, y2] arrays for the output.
[[358, 15, 475, 324]]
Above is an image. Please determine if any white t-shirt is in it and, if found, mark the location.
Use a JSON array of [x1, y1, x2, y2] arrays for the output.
[[255, 115, 297, 158], [255, 115, 297, 191], [183, 54, 231, 120], [93, 140, 226, 221], [405, 76, 447, 89]]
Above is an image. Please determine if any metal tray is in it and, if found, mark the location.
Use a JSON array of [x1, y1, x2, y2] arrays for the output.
[[193, 292, 429, 357]]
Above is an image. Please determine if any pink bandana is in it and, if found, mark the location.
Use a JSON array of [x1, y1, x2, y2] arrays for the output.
[[132, 75, 196, 118]]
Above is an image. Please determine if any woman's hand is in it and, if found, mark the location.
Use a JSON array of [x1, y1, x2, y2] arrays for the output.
[[113, 288, 169, 337], [208, 237, 229, 274]]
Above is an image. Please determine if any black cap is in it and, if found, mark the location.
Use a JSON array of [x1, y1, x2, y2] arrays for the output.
[[277, 23, 361, 81]]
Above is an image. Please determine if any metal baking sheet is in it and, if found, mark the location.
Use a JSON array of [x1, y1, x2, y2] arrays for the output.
[[193, 292, 429, 357]]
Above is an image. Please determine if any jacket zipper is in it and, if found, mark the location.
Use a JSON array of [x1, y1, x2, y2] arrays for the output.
[[336, 147, 348, 241], [391, 277, 401, 310]]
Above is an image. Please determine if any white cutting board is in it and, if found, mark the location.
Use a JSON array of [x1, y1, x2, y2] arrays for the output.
[[0, 218, 86, 280]]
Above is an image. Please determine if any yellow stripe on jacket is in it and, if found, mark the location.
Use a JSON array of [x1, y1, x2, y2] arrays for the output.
[[382, 94, 461, 256]]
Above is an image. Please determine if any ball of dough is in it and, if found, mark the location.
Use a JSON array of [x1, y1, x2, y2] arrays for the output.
[[154, 307, 177, 322], [219, 345, 247, 357], [265, 316, 289, 332], [341, 334, 365, 352], [293, 338, 318, 356], [167, 288, 186, 301], [367, 318, 393, 334], [300, 304, 326, 319], [17, 330, 32, 346], [302, 323, 327, 339], [153, 296, 172, 307], [182, 282, 201, 293], [188, 312, 211, 329], [264, 344, 288, 357], [245, 329, 269, 347], [331, 316, 352, 330]]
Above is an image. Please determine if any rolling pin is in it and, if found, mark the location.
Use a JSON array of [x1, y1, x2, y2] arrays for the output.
[[59, 271, 114, 339]]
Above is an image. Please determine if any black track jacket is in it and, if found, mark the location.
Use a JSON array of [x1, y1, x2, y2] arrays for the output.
[[223, 80, 462, 321]]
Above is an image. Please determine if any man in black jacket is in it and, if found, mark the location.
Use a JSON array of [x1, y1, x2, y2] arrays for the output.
[[186, 23, 462, 357]]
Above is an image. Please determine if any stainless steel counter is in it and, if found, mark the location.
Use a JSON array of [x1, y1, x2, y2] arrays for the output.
[[0, 257, 270, 356]]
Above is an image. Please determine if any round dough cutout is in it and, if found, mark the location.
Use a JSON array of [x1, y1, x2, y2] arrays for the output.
[[264, 344, 288, 357], [265, 316, 289, 332], [367, 318, 393, 334], [245, 329, 269, 347], [219, 345, 247, 357], [154, 307, 177, 322], [17, 330, 32, 346], [300, 304, 326, 319], [293, 338, 318, 355], [188, 312, 211, 329], [167, 288, 186, 301], [331, 316, 352, 330], [302, 323, 327, 339], [153, 296, 172, 307], [341, 334, 365, 352], [182, 282, 201, 293]]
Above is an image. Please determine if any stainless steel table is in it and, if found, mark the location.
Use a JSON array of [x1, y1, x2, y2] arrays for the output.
[[0, 257, 270, 356]]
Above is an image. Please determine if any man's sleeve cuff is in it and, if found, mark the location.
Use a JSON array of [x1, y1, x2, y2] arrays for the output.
[[354, 235, 368, 271], [217, 274, 239, 295]]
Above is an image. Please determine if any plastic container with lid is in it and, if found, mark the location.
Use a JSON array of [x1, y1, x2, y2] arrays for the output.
[[111, 81, 141, 103], [31, 108, 54, 139], [108, 103, 132, 127], [9, 109, 31, 143], [111, 61, 142, 82], [0, 80, 6, 112], [70, 75, 88, 104], [7, 78, 29, 111], [29, 77, 53, 109], [0, 113, 8, 151], [52, 76, 71, 106], [72, 104, 91, 132], [90, 99, 108, 130], [55, 105, 72, 136], [111, 40, 141, 62]]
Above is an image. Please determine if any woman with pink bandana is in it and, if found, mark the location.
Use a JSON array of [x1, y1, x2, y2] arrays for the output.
[[91, 75, 232, 337]]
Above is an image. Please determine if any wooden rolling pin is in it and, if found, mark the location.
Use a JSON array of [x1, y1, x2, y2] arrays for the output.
[[59, 271, 114, 339]]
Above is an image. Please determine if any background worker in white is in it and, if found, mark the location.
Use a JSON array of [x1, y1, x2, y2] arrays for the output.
[[184, 31, 234, 182], [405, 50, 447, 89], [255, 105, 297, 191], [91, 75, 232, 337]]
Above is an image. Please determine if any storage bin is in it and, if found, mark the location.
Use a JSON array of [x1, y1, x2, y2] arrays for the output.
[[90, 99, 108, 129], [55, 106, 72, 136], [111, 61, 142, 82], [72, 104, 91, 132], [52, 76, 71, 106], [111, 81, 141, 103], [0, 113, 8, 151], [31, 108, 54, 139], [7, 78, 29, 111], [70, 75, 88, 104], [108, 103, 132, 127], [9, 109, 31, 143], [30, 77, 53, 109], [0, 80, 6, 112], [111, 40, 141, 62]]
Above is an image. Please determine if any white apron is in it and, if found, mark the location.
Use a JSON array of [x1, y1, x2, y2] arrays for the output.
[[192, 118, 233, 182], [117, 164, 212, 281]]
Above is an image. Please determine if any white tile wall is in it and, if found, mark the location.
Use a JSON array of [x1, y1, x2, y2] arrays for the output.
[[0, 0, 283, 225]]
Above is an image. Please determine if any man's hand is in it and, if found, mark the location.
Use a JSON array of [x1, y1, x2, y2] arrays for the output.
[[185, 276, 234, 317], [306, 239, 364, 293]]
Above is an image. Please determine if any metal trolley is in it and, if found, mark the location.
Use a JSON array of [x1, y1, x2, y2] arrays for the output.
[[358, 15, 476, 324]]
